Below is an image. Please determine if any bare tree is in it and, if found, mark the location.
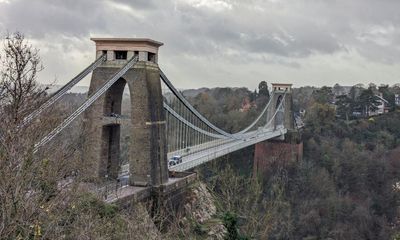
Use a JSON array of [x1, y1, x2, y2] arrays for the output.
[[0, 32, 200, 239], [0, 32, 73, 239], [0, 32, 45, 125]]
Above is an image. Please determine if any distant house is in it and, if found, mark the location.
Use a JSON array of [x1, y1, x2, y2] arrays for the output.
[[395, 94, 400, 106], [351, 93, 390, 117], [368, 93, 390, 116]]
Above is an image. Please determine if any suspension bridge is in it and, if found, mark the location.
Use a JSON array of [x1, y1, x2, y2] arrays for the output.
[[25, 38, 295, 203]]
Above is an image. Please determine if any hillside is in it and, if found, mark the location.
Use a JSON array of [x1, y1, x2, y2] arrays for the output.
[[192, 88, 400, 239], [2, 79, 400, 239]]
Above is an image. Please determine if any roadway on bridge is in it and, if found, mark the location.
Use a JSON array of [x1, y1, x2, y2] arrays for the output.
[[169, 127, 287, 171], [118, 127, 286, 176]]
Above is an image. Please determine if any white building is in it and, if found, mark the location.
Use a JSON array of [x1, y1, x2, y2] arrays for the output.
[[368, 94, 389, 116], [395, 94, 400, 106]]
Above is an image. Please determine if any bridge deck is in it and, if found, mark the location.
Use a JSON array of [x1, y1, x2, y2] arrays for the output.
[[118, 127, 286, 176], [169, 127, 286, 171]]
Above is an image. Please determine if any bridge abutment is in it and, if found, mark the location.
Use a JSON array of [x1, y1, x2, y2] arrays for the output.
[[253, 131, 303, 175]]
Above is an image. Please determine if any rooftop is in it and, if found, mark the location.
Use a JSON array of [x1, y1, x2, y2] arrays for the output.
[[90, 38, 164, 47], [271, 83, 293, 86]]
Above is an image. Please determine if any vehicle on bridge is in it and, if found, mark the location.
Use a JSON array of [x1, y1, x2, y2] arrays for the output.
[[117, 175, 129, 186], [110, 112, 121, 118], [168, 155, 182, 166]]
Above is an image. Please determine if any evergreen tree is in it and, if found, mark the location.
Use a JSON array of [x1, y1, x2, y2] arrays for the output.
[[258, 81, 269, 99], [359, 87, 380, 117], [335, 94, 353, 122], [312, 86, 334, 104]]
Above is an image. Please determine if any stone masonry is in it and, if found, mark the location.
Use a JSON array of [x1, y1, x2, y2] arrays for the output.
[[268, 83, 295, 130], [82, 38, 168, 187]]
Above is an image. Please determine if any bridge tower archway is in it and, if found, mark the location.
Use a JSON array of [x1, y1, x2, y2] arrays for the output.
[[82, 38, 168, 187], [274, 94, 284, 128], [97, 77, 127, 180], [276, 95, 283, 108]]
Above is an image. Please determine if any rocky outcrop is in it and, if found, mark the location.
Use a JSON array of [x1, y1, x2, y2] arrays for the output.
[[127, 203, 162, 240], [183, 182, 226, 240], [112, 181, 226, 239]]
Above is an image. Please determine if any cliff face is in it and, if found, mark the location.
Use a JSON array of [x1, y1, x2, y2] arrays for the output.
[[127, 203, 162, 240], [128, 181, 226, 240], [182, 182, 226, 240], [185, 182, 217, 222]]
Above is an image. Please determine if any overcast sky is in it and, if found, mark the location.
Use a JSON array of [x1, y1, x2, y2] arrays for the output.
[[1, 0, 400, 90]]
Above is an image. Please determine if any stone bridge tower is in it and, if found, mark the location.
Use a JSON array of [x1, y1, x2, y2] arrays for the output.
[[268, 83, 294, 130], [254, 83, 302, 176], [82, 38, 168, 187]]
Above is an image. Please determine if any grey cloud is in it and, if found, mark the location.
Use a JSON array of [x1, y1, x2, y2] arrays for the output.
[[157, 1, 345, 59], [1, 0, 400, 88], [115, 0, 157, 10], [0, 0, 395, 60], [0, 0, 107, 38]]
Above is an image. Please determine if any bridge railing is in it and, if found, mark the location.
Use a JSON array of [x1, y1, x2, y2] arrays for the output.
[[96, 178, 130, 201]]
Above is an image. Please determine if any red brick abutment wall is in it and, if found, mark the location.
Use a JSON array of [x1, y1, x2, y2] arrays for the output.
[[253, 132, 303, 176]]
